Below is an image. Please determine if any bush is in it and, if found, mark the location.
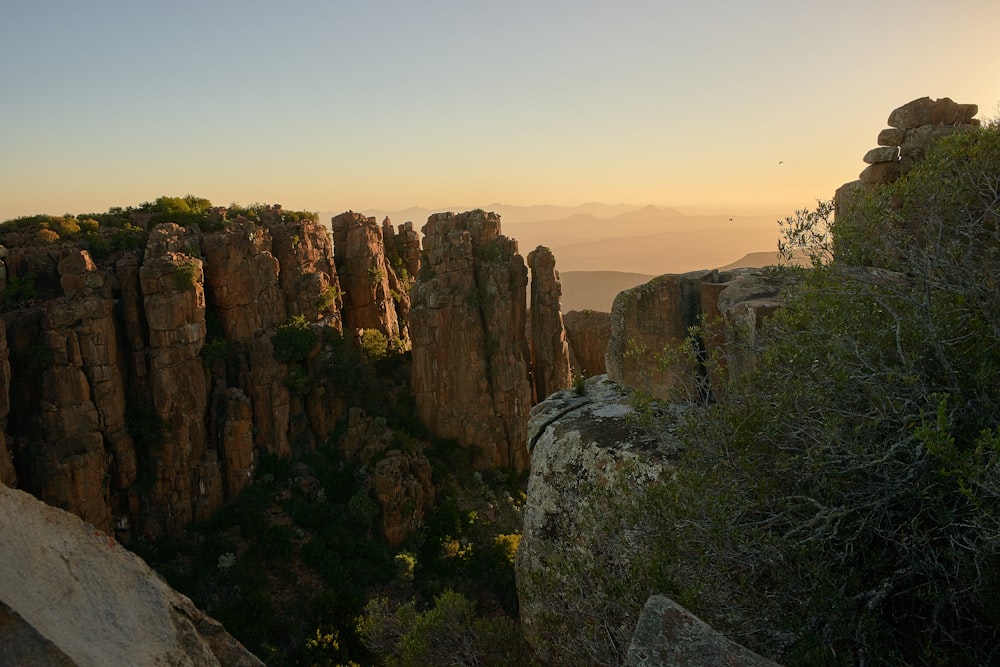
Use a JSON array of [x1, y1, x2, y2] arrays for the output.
[[272, 315, 317, 363], [174, 260, 200, 290], [637, 123, 1000, 665]]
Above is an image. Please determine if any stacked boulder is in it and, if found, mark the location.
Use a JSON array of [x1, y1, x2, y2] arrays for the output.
[[836, 96, 979, 209]]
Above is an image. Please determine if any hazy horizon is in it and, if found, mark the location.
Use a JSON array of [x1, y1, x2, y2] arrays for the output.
[[2, 2, 997, 230]]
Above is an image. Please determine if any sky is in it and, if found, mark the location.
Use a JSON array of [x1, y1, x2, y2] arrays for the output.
[[1, 0, 998, 222]]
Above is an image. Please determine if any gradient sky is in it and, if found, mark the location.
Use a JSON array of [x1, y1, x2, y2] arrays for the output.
[[1, 0, 998, 222]]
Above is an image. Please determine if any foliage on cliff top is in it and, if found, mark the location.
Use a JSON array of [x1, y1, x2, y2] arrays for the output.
[[0, 195, 319, 240], [636, 120, 1000, 665]]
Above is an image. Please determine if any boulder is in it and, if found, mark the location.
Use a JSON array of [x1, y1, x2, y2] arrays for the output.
[[517, 376, 678, 665], [0, 484, 262, 667]]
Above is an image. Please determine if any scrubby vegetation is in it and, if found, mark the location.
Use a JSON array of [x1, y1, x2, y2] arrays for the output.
[[135, 338, 534, 666], [598, 120, 1000, 665]]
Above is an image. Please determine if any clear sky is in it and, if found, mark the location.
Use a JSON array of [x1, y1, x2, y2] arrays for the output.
[[1, 0, 997, 221]]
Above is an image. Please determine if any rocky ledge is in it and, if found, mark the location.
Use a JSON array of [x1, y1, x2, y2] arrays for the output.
[[0, 484, 262, 666]]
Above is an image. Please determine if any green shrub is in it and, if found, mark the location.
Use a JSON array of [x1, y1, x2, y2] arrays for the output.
[[174, 260, 200, 290], [634, 123, 1000, 664], [272, 315, 317, 363]]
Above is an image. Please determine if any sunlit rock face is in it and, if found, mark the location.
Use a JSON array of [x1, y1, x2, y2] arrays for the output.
[[527, 245, 572, 402], [409, 210, 533, 472], [329, 211, 405, 343], [0, 210, 350, 540]]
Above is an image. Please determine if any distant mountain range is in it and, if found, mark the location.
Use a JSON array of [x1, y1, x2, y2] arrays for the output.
[[321, 203, 785, 277]]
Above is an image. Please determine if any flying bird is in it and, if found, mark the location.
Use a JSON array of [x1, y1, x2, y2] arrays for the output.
[[778, 160, 784, 165]]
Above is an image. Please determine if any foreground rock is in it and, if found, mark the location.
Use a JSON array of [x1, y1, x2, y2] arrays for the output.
[[625, 595, 779, 667], [0, 484, 262, 667], [517, 375, 678, 665]]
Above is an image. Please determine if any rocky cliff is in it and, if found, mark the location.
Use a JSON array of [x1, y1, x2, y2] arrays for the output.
[[606, 268, 787, 400], [329, 211, 411, 345], [0, 206, 355, 540], [409, 210, 535, 472], [1, 201, 573, 548], [527, 245, 572, 402], [563, 309, 611, 377]]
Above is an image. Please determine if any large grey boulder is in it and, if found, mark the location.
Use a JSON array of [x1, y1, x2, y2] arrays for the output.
[[0, 484, 262, 667]]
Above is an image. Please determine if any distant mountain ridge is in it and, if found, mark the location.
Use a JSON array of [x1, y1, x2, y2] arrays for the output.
[[321, 204, 784, 275]]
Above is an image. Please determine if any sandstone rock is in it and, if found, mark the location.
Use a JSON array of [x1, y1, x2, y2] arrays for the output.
[[139, 250, 211, 534], [624, 595, 780, 667], [330, 212, 402, 341], [57, 249, 102, 296], [267, 218, 342, 327], [606, 271, 713, 400], [887, 96, 978, 129], [877, 127, 905, 146], [527, 246, 572, 401], [898, 123, 968, 174], [0, 484, 263, 667], [410, 210, 532, 471], [563, 309, 611, 377], [862, 146, 899, 164], [606, 270, 790, 400], [214, 387, 255, 498], [859, 160, 900, 184], [372, 449, 434, 548], [201, 221, 284, 342]]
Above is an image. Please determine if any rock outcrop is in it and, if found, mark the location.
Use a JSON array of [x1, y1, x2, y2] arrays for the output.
[[0, 484, 263, 667], [329, 212, 407, 344], [517, 375, 679, 665], [836, 96, 979, 211], [410, 210, 533, 472], [527, 246, 572, 401], [606, 268, 788, 400], [339, 407, 435, 547], [0, 209, 356, 539], [563, 309, 611, 377]]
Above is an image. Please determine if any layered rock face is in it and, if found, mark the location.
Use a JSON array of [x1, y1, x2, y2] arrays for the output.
[[410, 210, 533, 472], [0, 210, 353, 539], [563, 309, 611, 377], [836, 96, 979, 209], [527, 246, 572, 401], [0, 484, 262, 667], [329, 212, 409, 344]]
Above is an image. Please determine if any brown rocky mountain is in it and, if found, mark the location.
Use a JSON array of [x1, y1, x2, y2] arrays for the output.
[[0, 204, 573, 545]]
